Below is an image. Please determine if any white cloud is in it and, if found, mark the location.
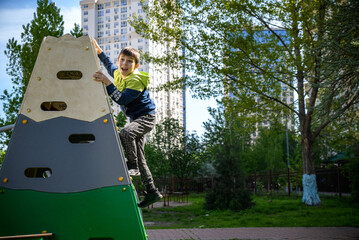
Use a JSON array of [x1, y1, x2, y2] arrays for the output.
[[60, 6, 81, 34]]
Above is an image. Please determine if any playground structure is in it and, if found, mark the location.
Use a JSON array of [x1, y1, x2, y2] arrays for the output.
[[0, 34, 147, 239]]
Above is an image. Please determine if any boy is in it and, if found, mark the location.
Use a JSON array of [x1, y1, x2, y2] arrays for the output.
[[92, 39, 162, 208]]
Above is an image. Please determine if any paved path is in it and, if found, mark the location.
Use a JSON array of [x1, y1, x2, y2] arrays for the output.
[[146, 227, 359, 240]]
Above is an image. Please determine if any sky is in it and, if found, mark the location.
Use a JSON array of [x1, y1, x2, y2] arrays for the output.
[[0, 0, 217, 136]]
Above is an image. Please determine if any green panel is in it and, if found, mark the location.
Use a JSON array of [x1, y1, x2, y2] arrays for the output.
[[0, 186, 147, 240]]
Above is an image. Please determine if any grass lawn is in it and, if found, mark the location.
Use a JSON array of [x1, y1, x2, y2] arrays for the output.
[[142, 193, 359, 229]]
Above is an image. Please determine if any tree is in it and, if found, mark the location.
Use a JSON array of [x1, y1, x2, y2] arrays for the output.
[[0, 0, 64, 147], [114, 111, 127, 128], [70, 23, 83, 38], [202, 102, 253, 211], [146, 118, 204, 190], [131, 0, 359, 206]]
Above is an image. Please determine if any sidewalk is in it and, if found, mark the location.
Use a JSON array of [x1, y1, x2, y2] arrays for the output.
[[146, 227, 359, 240]]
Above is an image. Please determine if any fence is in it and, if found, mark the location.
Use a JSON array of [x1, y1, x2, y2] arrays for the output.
[[150, 166, 351, 197]]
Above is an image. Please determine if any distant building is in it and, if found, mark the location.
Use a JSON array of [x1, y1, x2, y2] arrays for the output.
[[80, 0, 186, 129]]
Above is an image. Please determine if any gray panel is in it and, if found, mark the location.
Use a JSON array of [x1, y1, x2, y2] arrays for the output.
[[0, 114, 131, 193]]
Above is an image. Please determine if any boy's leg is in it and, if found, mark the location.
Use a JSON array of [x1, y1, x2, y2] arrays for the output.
[[120, 114, 156, 174], [137, 136, 162, 208], [136, 136, 155, 189]]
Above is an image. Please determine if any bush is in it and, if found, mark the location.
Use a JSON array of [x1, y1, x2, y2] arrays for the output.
[[204, 176, 254, 211]]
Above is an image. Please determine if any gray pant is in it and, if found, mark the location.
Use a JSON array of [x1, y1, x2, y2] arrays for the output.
[[120, 114, 156, 190]]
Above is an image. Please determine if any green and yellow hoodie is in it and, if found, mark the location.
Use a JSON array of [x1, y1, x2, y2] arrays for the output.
[[98, 52, 156, 121]]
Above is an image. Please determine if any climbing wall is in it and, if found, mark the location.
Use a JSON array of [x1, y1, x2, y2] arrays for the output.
[[0, 34, 147, 240]]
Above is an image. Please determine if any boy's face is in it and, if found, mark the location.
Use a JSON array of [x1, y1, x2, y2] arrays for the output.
[[117, 54, 139, 78]]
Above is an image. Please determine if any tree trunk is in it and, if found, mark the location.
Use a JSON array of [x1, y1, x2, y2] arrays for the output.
[[301, 135, 321, 206]]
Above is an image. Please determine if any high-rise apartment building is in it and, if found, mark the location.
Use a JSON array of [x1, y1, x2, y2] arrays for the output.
[[80, 0, 185, 129]]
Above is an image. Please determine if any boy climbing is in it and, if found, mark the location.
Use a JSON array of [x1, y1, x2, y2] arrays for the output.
[[92, 38, 162, 208]]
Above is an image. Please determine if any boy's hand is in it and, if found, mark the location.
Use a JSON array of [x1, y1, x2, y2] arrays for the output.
[[92, 38, 103, 55], [93, 71, 112, 86]]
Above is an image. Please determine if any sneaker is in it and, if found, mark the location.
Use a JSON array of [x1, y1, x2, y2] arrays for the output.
[[138, 189, 163, 208], [128, 168, 140, 176]]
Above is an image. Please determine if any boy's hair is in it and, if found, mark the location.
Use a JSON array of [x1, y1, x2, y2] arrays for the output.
[[118, 47, 140, 65]]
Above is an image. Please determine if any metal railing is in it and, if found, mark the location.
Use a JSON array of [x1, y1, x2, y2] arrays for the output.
[[0, 124, 14, 133]]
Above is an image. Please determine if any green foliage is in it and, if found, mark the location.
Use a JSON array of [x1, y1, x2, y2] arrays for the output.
[[145, 118, 205, 186], [70, 23, 83, 38], [114, 111, 127, 128], [244, 122, 301, 174], [0, 150, 5, 166], [203, 101, 253, 211], [0, 0, 64, 147]]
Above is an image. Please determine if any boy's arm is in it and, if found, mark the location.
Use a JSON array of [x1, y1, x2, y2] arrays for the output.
[[93, 71, 141, 105], [93, 38, 117, 78], [106, 84, 142, 106]]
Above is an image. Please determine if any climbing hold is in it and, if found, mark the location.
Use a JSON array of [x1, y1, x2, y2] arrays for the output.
[[3, 178, 8, 183], [103, 119, 108, 124], [122, 187, 126, 192], [119, 177, 124, 182], [22, 119, 28, 124], [130, 177, 133, 181], [42, 230, 47, 234]]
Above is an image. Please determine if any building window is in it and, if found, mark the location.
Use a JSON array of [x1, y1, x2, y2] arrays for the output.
[[138, 9, 143, 14], [84, 18, 88, 22], [121, 28, 127, 34], [84, 25, 88, 30], [114, 8, 119, 14], [114, 1, 119, 7], [114, 22, 119, 28], [138, 2, 141, 6], [98, 18, 104, 24], [98, 11, 104, 17], [121, 43, 128, 48], [121, 36, 127, 41], [98, 24, 104, 31], [106, 16, 110, 22], [106, 23, 110, 29], [97, 4, 104, 10], [138, 46, 143, 50], [106, 9, 110, 14], [121, 21, 127, 27], [114, 15, 119, 21], [105, 45, 111, 50], [106, 37, 111, 43], [105, 2, 111, 7], [84, 11, 88, 15], [114, 36, 119, 42], [106, 30, 111, 36], [138, 38, 143, 43], [114, 43, 119, 49], [98, 32, 104, 38], [121, 0, 127, 6], [114, 29, 119, 35], [84, 4, 88, 8], [99, 39, 104, 44], [121, 7, 127, 13], [121, 14, 127, 20]]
